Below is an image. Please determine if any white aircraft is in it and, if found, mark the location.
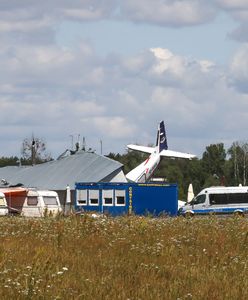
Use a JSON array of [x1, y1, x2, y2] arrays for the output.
[[126, 121, 196, 183]]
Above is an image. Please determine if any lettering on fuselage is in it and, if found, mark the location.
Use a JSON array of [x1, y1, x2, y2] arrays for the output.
[[146, 161, 159, 178]]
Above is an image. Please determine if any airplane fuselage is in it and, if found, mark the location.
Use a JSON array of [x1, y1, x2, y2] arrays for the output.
[[126, 152, 161, 183]]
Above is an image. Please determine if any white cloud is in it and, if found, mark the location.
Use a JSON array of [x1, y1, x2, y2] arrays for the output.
[[150, 48, 186, 77], [87, 116, 136, 139], [229, 44, 248, 92], [120, 0, 217, 26], [0, 0, 245, 40], [0, 38, 243, 157], [1, 1, 248, 157], [216, 0, 248, 10]]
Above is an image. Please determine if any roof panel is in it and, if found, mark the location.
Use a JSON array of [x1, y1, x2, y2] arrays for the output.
[[0, 151, 124, 190]]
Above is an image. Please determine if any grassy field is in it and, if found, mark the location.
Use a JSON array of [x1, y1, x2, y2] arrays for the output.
[[0, 215, 247, 299]]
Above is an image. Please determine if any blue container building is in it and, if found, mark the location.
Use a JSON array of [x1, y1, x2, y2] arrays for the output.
[[75, 182, 178, 216]]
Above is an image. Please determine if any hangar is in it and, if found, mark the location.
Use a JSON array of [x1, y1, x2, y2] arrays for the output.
[[0, 150, 127, 208]]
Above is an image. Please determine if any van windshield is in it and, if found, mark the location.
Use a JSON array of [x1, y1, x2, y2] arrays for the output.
[[190, 194, 206, 205], [43, 196, 58, 205]]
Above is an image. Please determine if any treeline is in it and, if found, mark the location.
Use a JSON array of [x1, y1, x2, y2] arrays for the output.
[[108, 142, 248, 200], [0, 156, 50, 168]]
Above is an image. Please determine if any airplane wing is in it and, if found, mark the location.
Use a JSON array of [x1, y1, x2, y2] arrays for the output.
[[127, 144, 154, 154], [160, 149, 196, 160]]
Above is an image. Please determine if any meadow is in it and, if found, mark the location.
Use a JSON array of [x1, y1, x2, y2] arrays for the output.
[[0, 215, 247, 299]]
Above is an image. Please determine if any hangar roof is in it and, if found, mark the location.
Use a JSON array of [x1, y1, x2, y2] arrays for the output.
[[0, 150, 125, 190]]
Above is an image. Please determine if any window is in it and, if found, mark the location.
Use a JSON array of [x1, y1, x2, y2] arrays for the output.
[[115, 190, 126, 206], [228, 193, 248, 204], [103, 190, 113, 206], [89, 190, 99, 206], [210, 193, 248, 205], [191, 194, 206, 205], [210, 194, 227, 205], [77, 190, 87, 205], [0, 197, 5, 206], [27, 196, 38, 206], [43, 196, 58, 205]]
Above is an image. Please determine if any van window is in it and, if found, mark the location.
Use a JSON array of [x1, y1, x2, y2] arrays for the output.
[[0, 197, 5, 206], [229, 193, 248, 203], [27, 196, 38, 206], [43, 196, 58, 205], [210, 193, 248, 205], [192, 194, 206, 205], [210, 194, 227, 205]]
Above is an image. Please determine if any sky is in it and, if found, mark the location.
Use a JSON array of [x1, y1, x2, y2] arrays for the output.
[[1, 0, 248, 159]]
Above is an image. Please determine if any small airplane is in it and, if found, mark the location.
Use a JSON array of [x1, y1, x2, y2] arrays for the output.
[[126, 121, 196, 183]]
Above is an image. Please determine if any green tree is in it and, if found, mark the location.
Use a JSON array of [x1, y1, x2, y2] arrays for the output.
[[227, 141, 248, 186], [202, 143, 226, 180], [0, 156, 20, 167]]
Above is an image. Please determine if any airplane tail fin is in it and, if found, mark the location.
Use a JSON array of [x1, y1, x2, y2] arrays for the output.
[[156, 121, 168, 153]]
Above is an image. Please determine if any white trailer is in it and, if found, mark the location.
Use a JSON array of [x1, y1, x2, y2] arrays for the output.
[[0, 191, 8, 216], [22, 190, 62, 217], [2, 188, 62, 217]]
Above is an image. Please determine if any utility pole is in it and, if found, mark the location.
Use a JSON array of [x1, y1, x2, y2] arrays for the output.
[[100, 140, 103, 155], [31, 137, 36, 165], [69, 135, 74, 150]]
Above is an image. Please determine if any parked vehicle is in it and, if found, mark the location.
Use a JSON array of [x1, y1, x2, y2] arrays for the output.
[[22, 190, 62, 217], [179, 186, 248, 216], [1, 187, 62, 217], [0, 191, 8, 216]]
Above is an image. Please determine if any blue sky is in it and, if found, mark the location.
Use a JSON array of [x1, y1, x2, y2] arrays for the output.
[[58, 12, 238, 63], [1, 1, 248, 159]]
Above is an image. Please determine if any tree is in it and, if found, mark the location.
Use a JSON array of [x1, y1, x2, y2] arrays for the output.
[[21, 135, 51, 165], [0, 156, 20, 167], [202, 143, 226, 179], [228, 141, 248, 186]]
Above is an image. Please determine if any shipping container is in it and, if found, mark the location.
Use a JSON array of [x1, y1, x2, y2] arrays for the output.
[[75, 182, 178, 216]]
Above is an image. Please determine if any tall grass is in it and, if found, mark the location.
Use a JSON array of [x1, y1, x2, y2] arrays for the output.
[[0, 215, 247, 299]]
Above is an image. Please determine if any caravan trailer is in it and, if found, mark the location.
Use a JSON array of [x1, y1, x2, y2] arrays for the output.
[[22, 190, 62, 217], [179, 186, 248, 216], [0, 191, 8, 216], [1, 188, 62, 217]]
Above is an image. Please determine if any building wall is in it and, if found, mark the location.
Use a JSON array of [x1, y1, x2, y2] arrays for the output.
[[75, 182, 178, 216]]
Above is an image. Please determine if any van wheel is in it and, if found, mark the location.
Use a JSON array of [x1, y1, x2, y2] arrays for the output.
[[184, 211, 194, 218], [234, 211, 244, 217]]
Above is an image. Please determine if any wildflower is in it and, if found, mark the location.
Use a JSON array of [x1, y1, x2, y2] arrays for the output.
[[57, 271, 63, 275]]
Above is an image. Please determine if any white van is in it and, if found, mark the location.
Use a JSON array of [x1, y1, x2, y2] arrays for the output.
[[22, 190, 62, 217], [179, 186, 248, 216], [0, 191, 8, 216]]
